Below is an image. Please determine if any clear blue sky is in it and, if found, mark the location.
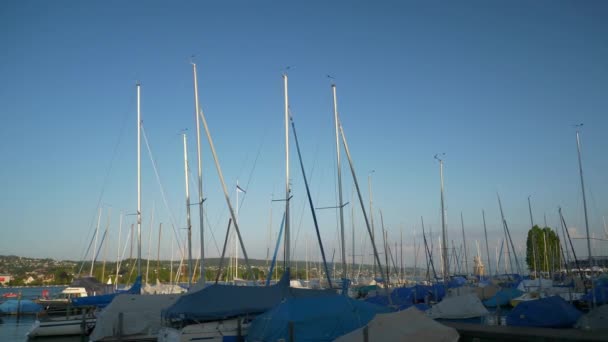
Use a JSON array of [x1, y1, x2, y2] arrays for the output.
[[1, 1, 607, 272]]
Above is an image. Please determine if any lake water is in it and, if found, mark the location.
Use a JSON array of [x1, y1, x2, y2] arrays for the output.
[[1, 286, 83, 342]]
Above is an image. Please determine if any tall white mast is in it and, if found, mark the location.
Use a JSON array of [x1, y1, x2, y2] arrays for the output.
[[136, 82, 142, 278], [283, 74, 291, 271], [182, 133, 193, 287], [435, 153, 448, 284], [191, 62, 205, 284], [235, 180, 240, 279], [331, 84, 347, 280], [575, 126, 592, 267]]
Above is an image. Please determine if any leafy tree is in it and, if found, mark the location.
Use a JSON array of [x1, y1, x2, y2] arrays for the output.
[[526, 225, 562, 273]]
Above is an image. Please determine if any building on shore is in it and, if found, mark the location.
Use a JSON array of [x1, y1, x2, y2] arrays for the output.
[[0, 275, 13, 285]]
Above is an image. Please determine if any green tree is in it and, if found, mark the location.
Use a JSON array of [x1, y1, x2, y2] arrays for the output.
[[526, 225, 562, 274]]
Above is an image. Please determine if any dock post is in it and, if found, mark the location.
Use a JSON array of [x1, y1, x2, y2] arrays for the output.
[[288, 321, 295, 342], [118, 312, 123, 341], [237, 317, 242, 342], [363, 325, 369, 342], [81, 309, 86, 337], [16, 291, 22, 318]]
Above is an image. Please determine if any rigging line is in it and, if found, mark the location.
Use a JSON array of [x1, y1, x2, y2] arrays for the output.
[[238, 124, 268, 210], [77, 100, 132, 263], [141, 125, 184, 256], [203, 205, 222, 256], [292, 187, 310, 261]]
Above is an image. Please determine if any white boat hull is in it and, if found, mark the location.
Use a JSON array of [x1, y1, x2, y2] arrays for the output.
[[158, 318, 251, 342], [27, 315, 96, 337]]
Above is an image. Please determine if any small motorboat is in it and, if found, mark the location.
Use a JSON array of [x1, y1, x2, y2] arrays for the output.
[[2, 292, 18, 299]]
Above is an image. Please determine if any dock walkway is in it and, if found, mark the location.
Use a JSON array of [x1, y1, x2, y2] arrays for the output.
[[443, 322, 608, 342]]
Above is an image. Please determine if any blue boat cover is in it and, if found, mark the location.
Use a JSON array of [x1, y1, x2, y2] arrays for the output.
[[448, 276, 467, 288], [506, 295, 582, 328], [364, 284, 445, 308], [582, 277, 608, 306], [72, 275, 142, 308], [247, 295, 391, 342], [162, 271, 335, 322], [0, 299, 42, 314], [483, 288, 523, 307]]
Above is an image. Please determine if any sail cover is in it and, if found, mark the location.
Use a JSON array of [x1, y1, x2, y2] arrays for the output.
[[334, 307, 459, 342]]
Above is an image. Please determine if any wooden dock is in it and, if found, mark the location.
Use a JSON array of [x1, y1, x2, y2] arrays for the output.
[[443, 322, 608, 342]]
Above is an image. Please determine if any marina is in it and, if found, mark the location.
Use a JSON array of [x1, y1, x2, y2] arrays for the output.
[[2, 1, 608, 342]]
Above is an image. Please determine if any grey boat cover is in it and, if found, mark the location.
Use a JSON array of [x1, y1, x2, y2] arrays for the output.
[[427, 293, 489, 319], [90, 293, 180, 341], [334, 307, 459, 342], [162, 271, 335, 322], [576, 304, 608, 331]]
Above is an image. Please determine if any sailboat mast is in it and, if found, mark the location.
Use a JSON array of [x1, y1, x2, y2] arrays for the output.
[[136, 82, 142, 278], [115, 212, 123, 289], [199, 103, 254, 280], [482, 210, 492, 277], [331, 84, 347, 281], [192, 62, 205, 284], [90, 207, 102, 276], [461, 212, 469, 275], [236, 180, 240, 279], [368, 171, 375, 277], [351, 192, 356, 280], [497, 193, 521, 274], [527, 195, 535, 227], [400, 227, 403, 283], [283, 74, 291, 271], [435, 154, 449, 284], [575, 128, 593, 267], [182, 133, 193, 287], [528, 195, 539, 276], [338, 123, 391, 303]]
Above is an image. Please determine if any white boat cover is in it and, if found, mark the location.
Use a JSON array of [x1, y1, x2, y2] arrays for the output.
[[427, 293, 489, 319], [90, 294, 180, 341], [142, 279, 186, 294], [576, 304, 608, 331], [518, 278, 553, 292], [334, 307, 459, 342]]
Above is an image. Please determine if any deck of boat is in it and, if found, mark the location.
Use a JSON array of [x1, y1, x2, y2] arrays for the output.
[[443, 321, 608, 342]]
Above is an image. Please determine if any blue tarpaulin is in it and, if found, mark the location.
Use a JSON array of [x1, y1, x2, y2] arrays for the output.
[[506, 295, 582, 328], [72, 275, 142, 308], [247, 295, 391, 342], [0, 299, 42, 314], [483, 288, 523, 307]]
